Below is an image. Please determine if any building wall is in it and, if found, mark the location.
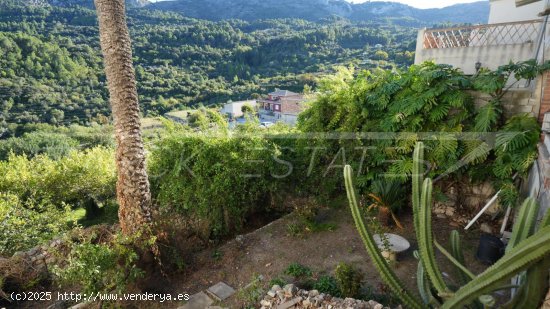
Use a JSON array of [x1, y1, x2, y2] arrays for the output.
[[489, 0, 544, 24], [281, 114, 298, 125], [469, 75, 543, 119], [221, 100, 257, 118], [415, 28, 538, 75]]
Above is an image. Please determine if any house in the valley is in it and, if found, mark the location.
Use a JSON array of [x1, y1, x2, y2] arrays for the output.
[[258, 89, 307, 125], [221, 100, 257, 120]]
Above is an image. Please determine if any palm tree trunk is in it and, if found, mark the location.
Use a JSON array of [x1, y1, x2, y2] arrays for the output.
[[94, 0, 152, 235]]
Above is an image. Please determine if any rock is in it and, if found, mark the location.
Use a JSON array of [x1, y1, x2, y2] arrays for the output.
[[260, 299, 272, 307], [480, 223, 493, 234], [445, 207, 455, 217], [309, 289, 319, 297], [374, 305, 383, 309], [272, 285, 282, 292], [13, 251, 25, 258], [283, 284, 297, 296], [277, 297, 302, 309], [267, 290, 277, 298]]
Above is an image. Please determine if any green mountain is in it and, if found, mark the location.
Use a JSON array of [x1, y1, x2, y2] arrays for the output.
[[148, 0, 489, 25], [0, 0, 418, 132]]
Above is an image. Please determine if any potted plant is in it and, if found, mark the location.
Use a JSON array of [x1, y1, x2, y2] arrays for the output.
[[367, 178, 406, 228]]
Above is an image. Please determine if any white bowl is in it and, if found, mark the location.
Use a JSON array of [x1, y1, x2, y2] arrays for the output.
[[373, 233, 411, 253]]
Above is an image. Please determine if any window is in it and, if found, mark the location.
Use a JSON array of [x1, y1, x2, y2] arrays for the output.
[[274, 104, 280, 111]]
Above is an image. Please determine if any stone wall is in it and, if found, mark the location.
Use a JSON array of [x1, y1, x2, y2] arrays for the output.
[[468, 77, 543, 119], [433, 180, 500, 229], [260, 285, 392, 309]]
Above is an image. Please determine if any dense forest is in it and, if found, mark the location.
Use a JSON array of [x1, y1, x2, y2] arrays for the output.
[[0, 0, 419, 136]]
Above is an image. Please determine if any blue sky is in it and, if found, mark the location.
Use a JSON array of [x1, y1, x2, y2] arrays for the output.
[[148, 0, 486, 10]]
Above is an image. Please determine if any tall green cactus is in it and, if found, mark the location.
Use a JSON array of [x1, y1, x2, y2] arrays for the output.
[[507, 197, 539, 252], [412, 141, 424, 243], [441, 225, 550, 308], [417, 176, 449, 295], [413, 142, 448, 295], [503, 200, 550, 309], [449, 230, 471, 286], [344, 165, 423, 309], [345, 142, 550, 308]]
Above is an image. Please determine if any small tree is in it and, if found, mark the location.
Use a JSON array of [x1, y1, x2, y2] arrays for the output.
[[241, 103, 254, 115]]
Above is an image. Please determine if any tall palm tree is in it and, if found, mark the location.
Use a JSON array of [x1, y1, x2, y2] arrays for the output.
[[94, 0, 152, 236]]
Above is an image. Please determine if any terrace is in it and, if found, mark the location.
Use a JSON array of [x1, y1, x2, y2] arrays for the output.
[[414, 19, 545, 75]]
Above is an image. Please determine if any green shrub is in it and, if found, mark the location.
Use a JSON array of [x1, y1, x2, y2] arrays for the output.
[[285, 263, 313, 278], [148, 127, 282, 238], [313, 275, 341, 297], [0, 147, 116, 209], [335, 262, 363, 298], [237, 274, 265, 309], [0, 193, 71, 256], [269, 277, 287, 287], [0, 131, 79, 160], [298, 62, 543, 197], [53, 233, 144, 295]]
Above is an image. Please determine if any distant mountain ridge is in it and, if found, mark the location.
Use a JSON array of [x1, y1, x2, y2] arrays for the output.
[[147, 0, 489, 24], [47, 0, 150, 8]]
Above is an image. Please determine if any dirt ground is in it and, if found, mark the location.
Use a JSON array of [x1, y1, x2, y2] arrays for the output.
[[147, 200, 488, 308], [13, 198, 490, 309]]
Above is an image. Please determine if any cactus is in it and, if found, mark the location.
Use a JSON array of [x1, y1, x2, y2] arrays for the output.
[[412, 141, 424, 243], [441, 225, 550, 308], [344, 165, 423, 309], [414, 250, 438, 306], [503, 200, 550, 309], [449, 230, 471, 286], [434, 240, 475, 281], [412, 142, 448, 295], [507, 197, 539, 252], [345, 142, 550, 308]]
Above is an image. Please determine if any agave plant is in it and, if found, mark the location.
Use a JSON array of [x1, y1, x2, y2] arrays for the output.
[[344, 142, 550, 308]]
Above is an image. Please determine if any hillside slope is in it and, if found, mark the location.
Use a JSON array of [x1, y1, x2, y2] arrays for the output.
[[148, 0, 489, 24]]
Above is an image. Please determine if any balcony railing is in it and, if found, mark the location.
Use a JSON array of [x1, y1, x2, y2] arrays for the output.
[[423, 19, 541, 49]]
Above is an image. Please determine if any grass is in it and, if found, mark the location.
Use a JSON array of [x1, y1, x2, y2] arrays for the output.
[[237, 274, 265, 309], [67, 201, 119, 227], [285, 263, 313, 278]]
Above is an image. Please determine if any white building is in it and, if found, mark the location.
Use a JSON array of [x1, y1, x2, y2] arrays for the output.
[[220, 100, 257, 119], [415, 0, 550, 224]]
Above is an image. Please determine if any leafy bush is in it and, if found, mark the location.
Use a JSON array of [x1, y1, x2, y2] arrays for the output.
[[298, 61, 544, 201], [0, 147, 116, 209], [0, 131, 79, 160], [148, 125, 284, 238], [335, 262, 363, 298], [53, 233, 144, 295], [269, 277, 287, 287], [0, 193, 71, 256], [313, 275, 341, 297], [285, 263, 313, 278]]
